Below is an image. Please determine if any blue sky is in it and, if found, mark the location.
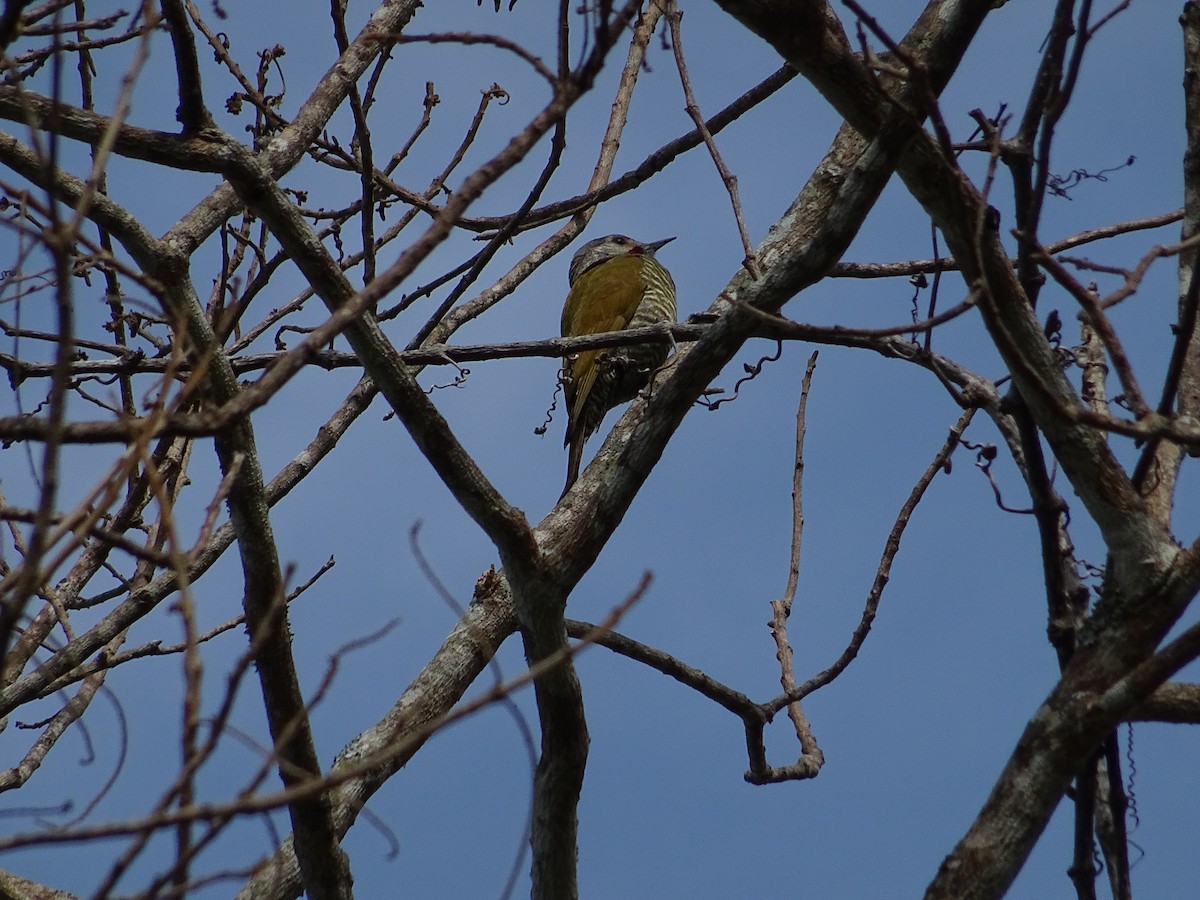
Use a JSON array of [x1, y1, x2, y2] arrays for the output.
[[2, 1, 1198, 897]]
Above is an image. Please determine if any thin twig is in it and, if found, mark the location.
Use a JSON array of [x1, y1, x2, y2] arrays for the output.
[[759, 352, 824, 782], [770, 409, 975, 713], [665, 1, 758, 277]]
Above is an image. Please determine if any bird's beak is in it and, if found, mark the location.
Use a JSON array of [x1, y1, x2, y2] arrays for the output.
[[644, 236, 675, 253]]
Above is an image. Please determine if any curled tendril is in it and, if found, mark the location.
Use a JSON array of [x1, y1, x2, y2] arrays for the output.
[[699, 340, 782, 411]]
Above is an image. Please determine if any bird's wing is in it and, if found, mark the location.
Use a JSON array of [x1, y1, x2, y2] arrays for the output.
[[562, 257, 648, 427], [561, 257, 647, 335]]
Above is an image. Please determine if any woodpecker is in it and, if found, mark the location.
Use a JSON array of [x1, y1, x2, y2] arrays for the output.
[[560, 234, 677, 495]]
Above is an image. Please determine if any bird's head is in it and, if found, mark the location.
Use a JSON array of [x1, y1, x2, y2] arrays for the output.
[[568, 234, 675, 285]]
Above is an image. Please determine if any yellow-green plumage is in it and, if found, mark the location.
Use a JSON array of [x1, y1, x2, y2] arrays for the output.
[[561, 234, 677, 495]]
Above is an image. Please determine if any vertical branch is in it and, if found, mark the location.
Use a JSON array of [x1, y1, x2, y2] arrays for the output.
[[989, 7, 1101, 672], [1068, 752, 1100, 900], [1136, 1, 1200, 524], [768, 352, 822, 767], [1094, 734, 1133, 900], [212, 409, 353, 900], [781, 352, 818, 612], [1010, 0, 1078, 306], [330, 0, 377, 283], [159, 0, 212, 132]]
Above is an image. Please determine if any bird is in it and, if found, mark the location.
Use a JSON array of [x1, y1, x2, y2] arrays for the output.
[[560, 233, 677, 495]]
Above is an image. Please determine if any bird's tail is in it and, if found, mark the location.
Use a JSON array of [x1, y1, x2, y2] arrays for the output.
[[561, 436, 584, 498]]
